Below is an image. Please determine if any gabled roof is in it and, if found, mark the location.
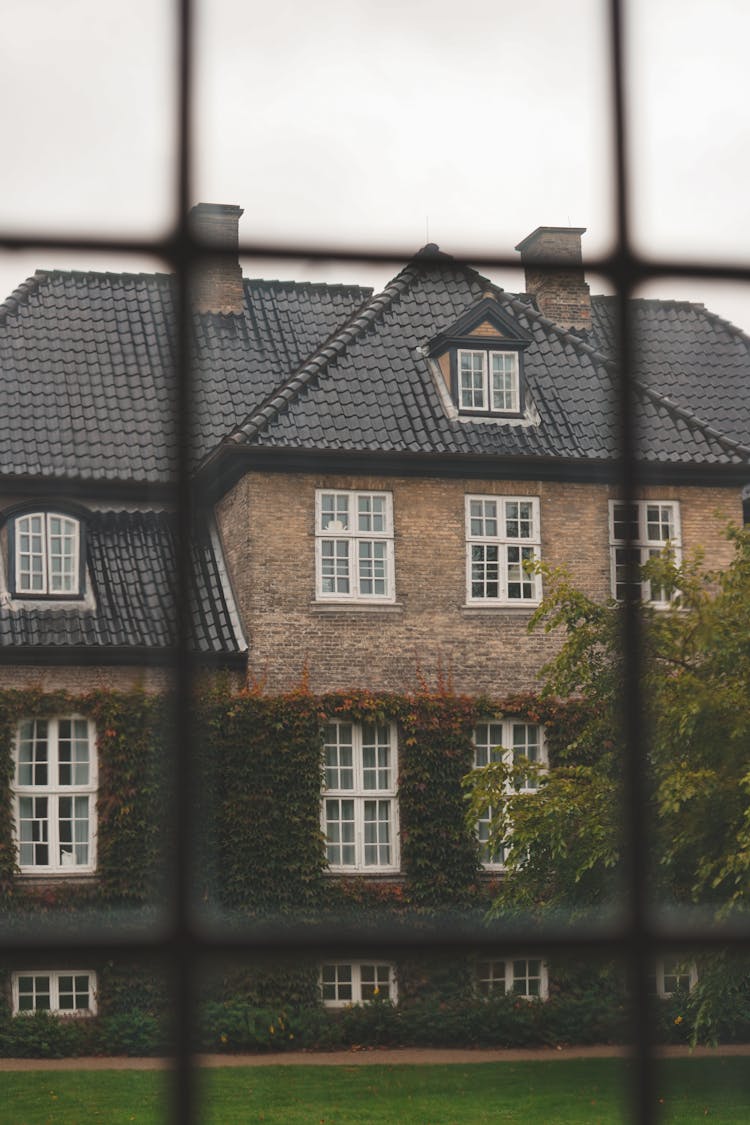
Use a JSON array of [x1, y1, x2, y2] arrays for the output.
[[1, 253, 748, 489], [0, 510, 246, 662], [0, 270, 371, 485], [220, 250, 750, 471]]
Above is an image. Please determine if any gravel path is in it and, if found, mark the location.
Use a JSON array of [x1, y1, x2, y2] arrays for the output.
[[1, 1044, 749, 1071]]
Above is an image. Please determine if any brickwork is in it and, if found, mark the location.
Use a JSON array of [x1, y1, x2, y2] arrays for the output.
[[189, 202, 245, 315], [523, 268, 592, 331], [0, 665, 174, 693], [215, 471, 743, 695], [516, 227, 591, 331]]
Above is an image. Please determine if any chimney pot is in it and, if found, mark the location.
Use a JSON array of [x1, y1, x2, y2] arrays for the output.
[[189, 203, 245, 315], [515, 226, 591, 332]]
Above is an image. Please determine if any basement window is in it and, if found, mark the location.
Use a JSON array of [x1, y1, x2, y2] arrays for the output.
[[649, 958, 697, 998], [320, 962, 396, 1006], [12, 971, 97, 1016], [475, 958, 548, 999]]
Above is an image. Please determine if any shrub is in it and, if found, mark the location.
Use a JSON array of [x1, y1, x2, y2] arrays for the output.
[[96, 1011, 168, 1056], [0, 1011, 95, 1058]]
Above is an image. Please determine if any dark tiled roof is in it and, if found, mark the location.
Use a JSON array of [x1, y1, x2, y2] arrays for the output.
[[0, 510, 245, 659], [590, 297, 750, 450], [0, 271, 371, 484], [2, 257, 748, 482], [227, 253, 750, 468]]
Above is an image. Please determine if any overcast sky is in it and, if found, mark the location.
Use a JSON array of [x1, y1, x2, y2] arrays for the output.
[[2, 0, 749, 330]]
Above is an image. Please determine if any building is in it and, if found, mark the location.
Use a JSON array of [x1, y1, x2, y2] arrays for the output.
[[1, 205, 748, 1039]]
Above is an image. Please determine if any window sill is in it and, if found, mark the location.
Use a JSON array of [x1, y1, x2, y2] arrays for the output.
[[325, 868, 401, 877], [16, 872, 98, 884], [461, 604, 539, 616], [311, 601, 404, 614]]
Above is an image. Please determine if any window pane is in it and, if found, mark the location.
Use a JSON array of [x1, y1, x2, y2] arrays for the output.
[[324, 725, 354, 790], [473, 723, 504, 767], [491, 353, 518, 411], [357, 494, 385, 533], [321, 540, 350, 594], [320, 493, 349, 532], [358, 540, 387, 596], [459, 351, 485, 410], [612, 503, 638, 542], [471, 545, 499, 599], [19, 796, 49, 866]]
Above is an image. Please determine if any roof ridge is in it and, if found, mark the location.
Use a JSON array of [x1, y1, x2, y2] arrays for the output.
[[220, 260, 423, 449], [592, 292, 750, 344], [244, 277, 373, 298], [692, 302, 750, 344]]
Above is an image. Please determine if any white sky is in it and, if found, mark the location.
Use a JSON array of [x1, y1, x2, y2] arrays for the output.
[[2, 0, 749, 330]]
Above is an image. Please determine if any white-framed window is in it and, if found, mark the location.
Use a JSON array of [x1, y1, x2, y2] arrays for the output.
[[323, 721, 398, 872], [320, 961, 396, 1007], [12, 512, 81, 596], [473, 720, 546, 869], [13, 717, 97, 874], [609, 500, 681, 605], [649, 958, 697, 998], [315, 490, 395, 602], [475, 958, 548, 999], [458, 349, 520, 414], [12, 970, 97, 1016], [466, 496, 541, 605]]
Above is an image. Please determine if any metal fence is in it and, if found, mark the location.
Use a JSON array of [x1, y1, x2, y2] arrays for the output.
[[2, 2, 748, 1121]]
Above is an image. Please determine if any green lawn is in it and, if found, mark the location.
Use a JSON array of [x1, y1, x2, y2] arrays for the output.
[[1, 1057, 748, 1124]]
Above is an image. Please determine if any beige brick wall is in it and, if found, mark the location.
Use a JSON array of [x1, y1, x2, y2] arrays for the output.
[[0, 665, 175, 693], [216, 471, 743, 695]]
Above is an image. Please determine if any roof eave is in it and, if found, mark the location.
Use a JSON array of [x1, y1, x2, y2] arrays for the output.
[[195, 442, 750, 504]]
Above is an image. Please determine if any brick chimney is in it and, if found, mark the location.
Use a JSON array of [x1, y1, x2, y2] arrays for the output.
[[189, 203, 245, 315], [515, 226, 591, 332]]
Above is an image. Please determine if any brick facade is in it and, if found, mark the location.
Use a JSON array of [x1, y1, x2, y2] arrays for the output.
[[216, 470, 742, 694], [0, 665, 174, 693]]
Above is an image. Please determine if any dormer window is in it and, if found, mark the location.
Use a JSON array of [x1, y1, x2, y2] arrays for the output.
[[458, 349, 520, 414], [9, 512, 84, 598], [426, 296, 531, 421]]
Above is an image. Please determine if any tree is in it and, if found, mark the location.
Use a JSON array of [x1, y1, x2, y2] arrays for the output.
[[467, 524, 750, 918], [465, 526, 750, 1038]]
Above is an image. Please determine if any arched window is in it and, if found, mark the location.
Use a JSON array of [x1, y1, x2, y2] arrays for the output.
[[10, 511, 83, 597]]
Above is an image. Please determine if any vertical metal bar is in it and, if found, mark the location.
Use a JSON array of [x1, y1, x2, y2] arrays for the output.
[[174, 0, 195, 1121], [608, 1, 654, 1121]]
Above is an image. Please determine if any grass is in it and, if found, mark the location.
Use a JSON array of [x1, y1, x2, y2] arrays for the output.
[[1, 1057, 749, 1124]]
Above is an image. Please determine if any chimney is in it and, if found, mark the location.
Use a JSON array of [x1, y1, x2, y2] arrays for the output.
[[189, 203, 245, 315], [515, 226, 591, 332]]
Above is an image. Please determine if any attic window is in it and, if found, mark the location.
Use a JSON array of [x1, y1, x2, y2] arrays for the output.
[[427, 296, 531, 420], [11, 512, 83, 598], [458, 349, 520, 414]]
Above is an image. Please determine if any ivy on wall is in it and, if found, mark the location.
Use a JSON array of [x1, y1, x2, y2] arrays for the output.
[[0, 688, 171, 914], [0, 686, 578, 917]]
